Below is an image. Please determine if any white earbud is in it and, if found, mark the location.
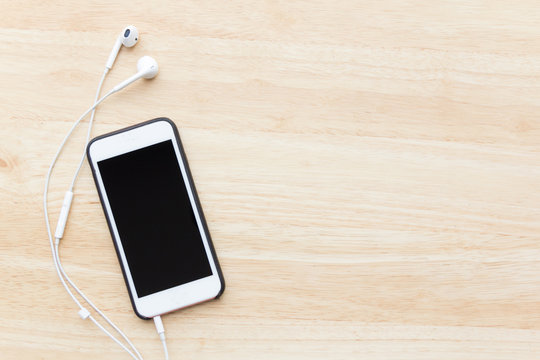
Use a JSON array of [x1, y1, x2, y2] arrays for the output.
[[105, 25, 139, 69], [112, 56, 159, 92]]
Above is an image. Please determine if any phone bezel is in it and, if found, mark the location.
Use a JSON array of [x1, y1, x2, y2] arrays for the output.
[[87, 118, 224, 319]]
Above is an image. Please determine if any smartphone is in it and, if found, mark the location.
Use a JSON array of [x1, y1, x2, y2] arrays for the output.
[[87, 117, 224, 319]]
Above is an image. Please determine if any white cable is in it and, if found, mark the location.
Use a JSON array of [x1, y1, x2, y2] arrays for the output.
[[51, 233, 144, 359], [45, 69, 169, 360], [48, 239, 139, 360], [43, 85, 145, 360], [55, 241, 144, 360], [154, 316, 169, 360], [69, 68, 108, 192], [54, 68, 144, 360], [161, 336, 169, 360], [88, 314, 140, 360], [44, 89, 115, 305]]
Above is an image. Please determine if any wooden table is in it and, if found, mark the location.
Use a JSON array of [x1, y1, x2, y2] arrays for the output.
[[1, 1, 540, 359]]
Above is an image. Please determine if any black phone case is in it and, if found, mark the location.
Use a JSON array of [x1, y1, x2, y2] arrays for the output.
[[87, 117, 225, 320]]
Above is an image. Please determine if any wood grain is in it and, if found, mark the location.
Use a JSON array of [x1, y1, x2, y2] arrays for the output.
[[1, 1, 540, 359]]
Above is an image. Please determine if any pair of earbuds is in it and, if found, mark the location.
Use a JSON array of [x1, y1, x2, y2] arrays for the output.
[[52, 24, 160, 243], [106, 25, 159, 92], [44, 25, 166, 360]]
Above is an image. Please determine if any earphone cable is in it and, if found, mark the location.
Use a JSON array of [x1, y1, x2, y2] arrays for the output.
[[88, 313, 140, 360], [161, 337, 169, 360], [50, 240, 140, 360], [153, 316, 169, 360], [44, 25, 165, 359], [55, 241, 144, 360], [43, 85, 145, 360], [57, 67, 143, 360], [69, 68, 108, 192]]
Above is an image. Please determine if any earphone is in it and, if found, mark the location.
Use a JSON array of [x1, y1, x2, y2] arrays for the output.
[[106, 25, 139, 69], [43, 25, 168, 360], [113, 55, 159, 92]]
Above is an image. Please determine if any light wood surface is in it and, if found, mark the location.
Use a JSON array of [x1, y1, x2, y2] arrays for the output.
[[2, 1, 540, 359]]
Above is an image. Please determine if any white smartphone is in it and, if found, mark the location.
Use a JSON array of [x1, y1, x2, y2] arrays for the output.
[[87, 118, 225, 319]]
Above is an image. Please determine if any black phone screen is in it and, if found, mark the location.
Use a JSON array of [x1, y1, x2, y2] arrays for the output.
[[97, 139, 212, 298]]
